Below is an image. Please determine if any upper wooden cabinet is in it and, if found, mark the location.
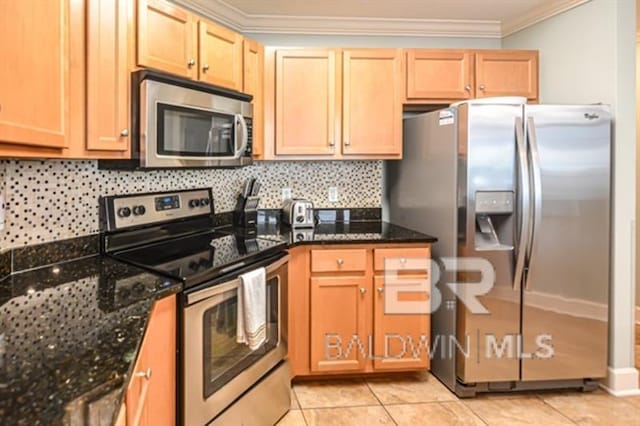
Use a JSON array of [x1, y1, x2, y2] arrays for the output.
[[86, 0, 131, 152], [137, 0, 197, 79], [405, 49, 473, 101], [0, 0, 74, 149], [342, 49, 402, 157], [198, 20, 243, 90], [274, 49, 339, 156], [404, 49, 538, 103], [243, 39, 264, 158], [475, 50, 538, 99]]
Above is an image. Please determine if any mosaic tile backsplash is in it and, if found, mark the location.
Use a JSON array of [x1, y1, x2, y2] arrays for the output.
[[0, 160, 382, 250]]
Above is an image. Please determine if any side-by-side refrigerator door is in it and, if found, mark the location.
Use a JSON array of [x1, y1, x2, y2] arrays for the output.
[[456, 103, 524, 384], [521, 105, 610, 381]]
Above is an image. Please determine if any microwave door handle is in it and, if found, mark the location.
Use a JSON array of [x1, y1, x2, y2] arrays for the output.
[[234, 114, 248, 159]]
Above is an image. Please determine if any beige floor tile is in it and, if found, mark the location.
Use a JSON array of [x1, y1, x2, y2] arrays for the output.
[[386, 401, 486, 425], [366, 372, 457, 404], [541, 391, 640, 425], [302, 406, 394, 426], [622, 394, 640, 409], [276, 409, 307, 426], [291, 388, 300, 409], [463, 396, 573, 425], [293, 379, 379, 409]]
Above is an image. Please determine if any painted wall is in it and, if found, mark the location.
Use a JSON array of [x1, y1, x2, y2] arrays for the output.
[[504, 0, 637, 388], [245, 33, 500, 48]]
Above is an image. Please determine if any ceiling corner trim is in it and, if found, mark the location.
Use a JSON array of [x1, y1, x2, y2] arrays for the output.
[[501, 0, 591, 38], [171, 0, 502, 38]]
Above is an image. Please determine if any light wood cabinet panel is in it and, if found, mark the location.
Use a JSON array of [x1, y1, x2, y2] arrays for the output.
[[405, 49, 473, 101], [311, 248, 367, 273], [198, 20, 243, 90], [86, 0, 130, 152], [126, 295, 176, 426], [137, 0, 196, 79], [310, 276, 370, 372], [0, 0, 72, 149], [275, 49, 340, 156], [243, 39, 264, 158], [342, 49, 402, 157], [475, 50, 538, 100], [373, 276, 430, 371], [374, 247, 431, 272]]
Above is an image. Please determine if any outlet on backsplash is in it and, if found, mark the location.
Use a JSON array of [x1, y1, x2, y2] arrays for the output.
[[0, 193, 4, 231], [328, 187, 339, 203], [281, 187, 292, 201]]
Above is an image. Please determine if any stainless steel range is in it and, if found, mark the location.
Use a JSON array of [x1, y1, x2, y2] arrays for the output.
[[101, 188, 291, 425]]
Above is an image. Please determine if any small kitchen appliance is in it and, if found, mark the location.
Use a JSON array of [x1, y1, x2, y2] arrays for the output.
[[281, 199, 314, 228]]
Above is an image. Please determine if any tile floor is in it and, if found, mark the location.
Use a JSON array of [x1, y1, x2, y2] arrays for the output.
[[277, 371, 640, 425]]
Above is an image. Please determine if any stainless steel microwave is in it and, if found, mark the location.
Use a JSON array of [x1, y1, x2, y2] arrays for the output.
[[99, 70, 253, 170]]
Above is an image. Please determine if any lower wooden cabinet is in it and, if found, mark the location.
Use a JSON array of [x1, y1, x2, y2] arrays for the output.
[[123, 295, 176, 426], [289, 244, 431, 377]]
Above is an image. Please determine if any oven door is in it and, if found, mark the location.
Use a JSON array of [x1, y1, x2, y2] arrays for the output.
[[141, 78, 253, 168], [182, 254, 288, 426]]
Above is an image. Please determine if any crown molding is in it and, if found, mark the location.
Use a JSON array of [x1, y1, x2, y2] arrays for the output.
[[501, 0, 591, 37], [173, 0, 590, 39]]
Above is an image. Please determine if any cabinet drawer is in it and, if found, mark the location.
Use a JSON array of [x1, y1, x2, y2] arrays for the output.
[[374, 247, 430, 272], [311, 249, 367, 273]]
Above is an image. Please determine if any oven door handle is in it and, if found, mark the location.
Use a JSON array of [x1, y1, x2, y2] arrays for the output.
[[233, 114, 249, 159], [186, 255, 289, 305]]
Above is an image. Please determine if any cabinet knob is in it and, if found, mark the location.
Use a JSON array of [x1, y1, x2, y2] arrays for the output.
[[188, 59, 196, 67], [329, 140, 335, 147], [203, 64, 210, 72], [344, 140, 351, 146], [479, 84, 486, 91], [337, 258, 344, 266], [120, 129, 129, 137], [464, 84, 472, 92], [400, 258, 407, 264], [135, 367, 152, 381], [377, 287, 384, 294], [359, 287, 366, 295]]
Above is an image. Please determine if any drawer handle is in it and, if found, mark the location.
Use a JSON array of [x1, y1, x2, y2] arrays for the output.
[[377, 287, 384, 294], [337, 258, 344, 266], [359, 287, 366, 295], [135, 367, 152, 381], [400, 258, 407, 264]]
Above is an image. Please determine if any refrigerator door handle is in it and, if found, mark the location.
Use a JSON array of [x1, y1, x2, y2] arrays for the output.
[[513, 116, 530, 291], [525, 117, 543, 291]]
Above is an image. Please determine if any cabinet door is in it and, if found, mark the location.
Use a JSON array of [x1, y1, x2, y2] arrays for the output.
[[86, 0, 131, 152], [126, 296, 176, 426], [198, 20, 243, 90], [0, 0, 72, 149], [373, 276, 430, 371], [310, 276, 369, 372], [275, 49, 339, 156], [475, 50, 538, 100], [405, 49, 473, 101], [137, 0, 196, 79], [342, 49, 402, 157], [243, 39, 264, 158]]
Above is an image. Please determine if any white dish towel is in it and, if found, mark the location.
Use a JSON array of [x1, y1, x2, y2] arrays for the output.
[[236, 267, 267, 350]]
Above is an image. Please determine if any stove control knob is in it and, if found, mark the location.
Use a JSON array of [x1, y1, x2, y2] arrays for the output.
[[189, 199, 201, 208], [133, 205, 146, 216], [200, 198, 210, 206], [117, 207, 131, 218]]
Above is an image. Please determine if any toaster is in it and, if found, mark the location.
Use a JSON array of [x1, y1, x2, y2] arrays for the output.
[[282, 199, 314, 228]]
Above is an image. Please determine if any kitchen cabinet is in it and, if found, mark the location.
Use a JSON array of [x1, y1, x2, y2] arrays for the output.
[[342, 49, 402, 157], [289, 244, 431, 377], [86, 0, 132, 152], [0, 0, 78, 150], [198, 20, 243, 90], [137, 0, 197, 79], [125, 295, 176, 426], [243, 39, 264, 158], [475, 50, 538, 100], [405, 49, 474, 102], [404, 49, 538, 103]]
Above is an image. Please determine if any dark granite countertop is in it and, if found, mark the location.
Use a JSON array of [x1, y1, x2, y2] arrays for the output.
[[0, 255, 182, 426]]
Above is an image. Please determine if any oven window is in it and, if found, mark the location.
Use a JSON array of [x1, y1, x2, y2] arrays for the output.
[[157, 103, 236, 157], [202, 276, 279, 398]]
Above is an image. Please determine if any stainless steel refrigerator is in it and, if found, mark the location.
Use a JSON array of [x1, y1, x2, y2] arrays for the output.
[[384, 99, 610, 396]]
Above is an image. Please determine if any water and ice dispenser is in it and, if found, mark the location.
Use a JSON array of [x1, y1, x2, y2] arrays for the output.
[[474, 191, 515, 251]]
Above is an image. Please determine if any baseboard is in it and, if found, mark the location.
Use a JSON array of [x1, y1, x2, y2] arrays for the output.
[[601, 367, 640, 396]]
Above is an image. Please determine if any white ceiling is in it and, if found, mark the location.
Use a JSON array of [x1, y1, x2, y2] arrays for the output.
[[174, 0, 590, 37]]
